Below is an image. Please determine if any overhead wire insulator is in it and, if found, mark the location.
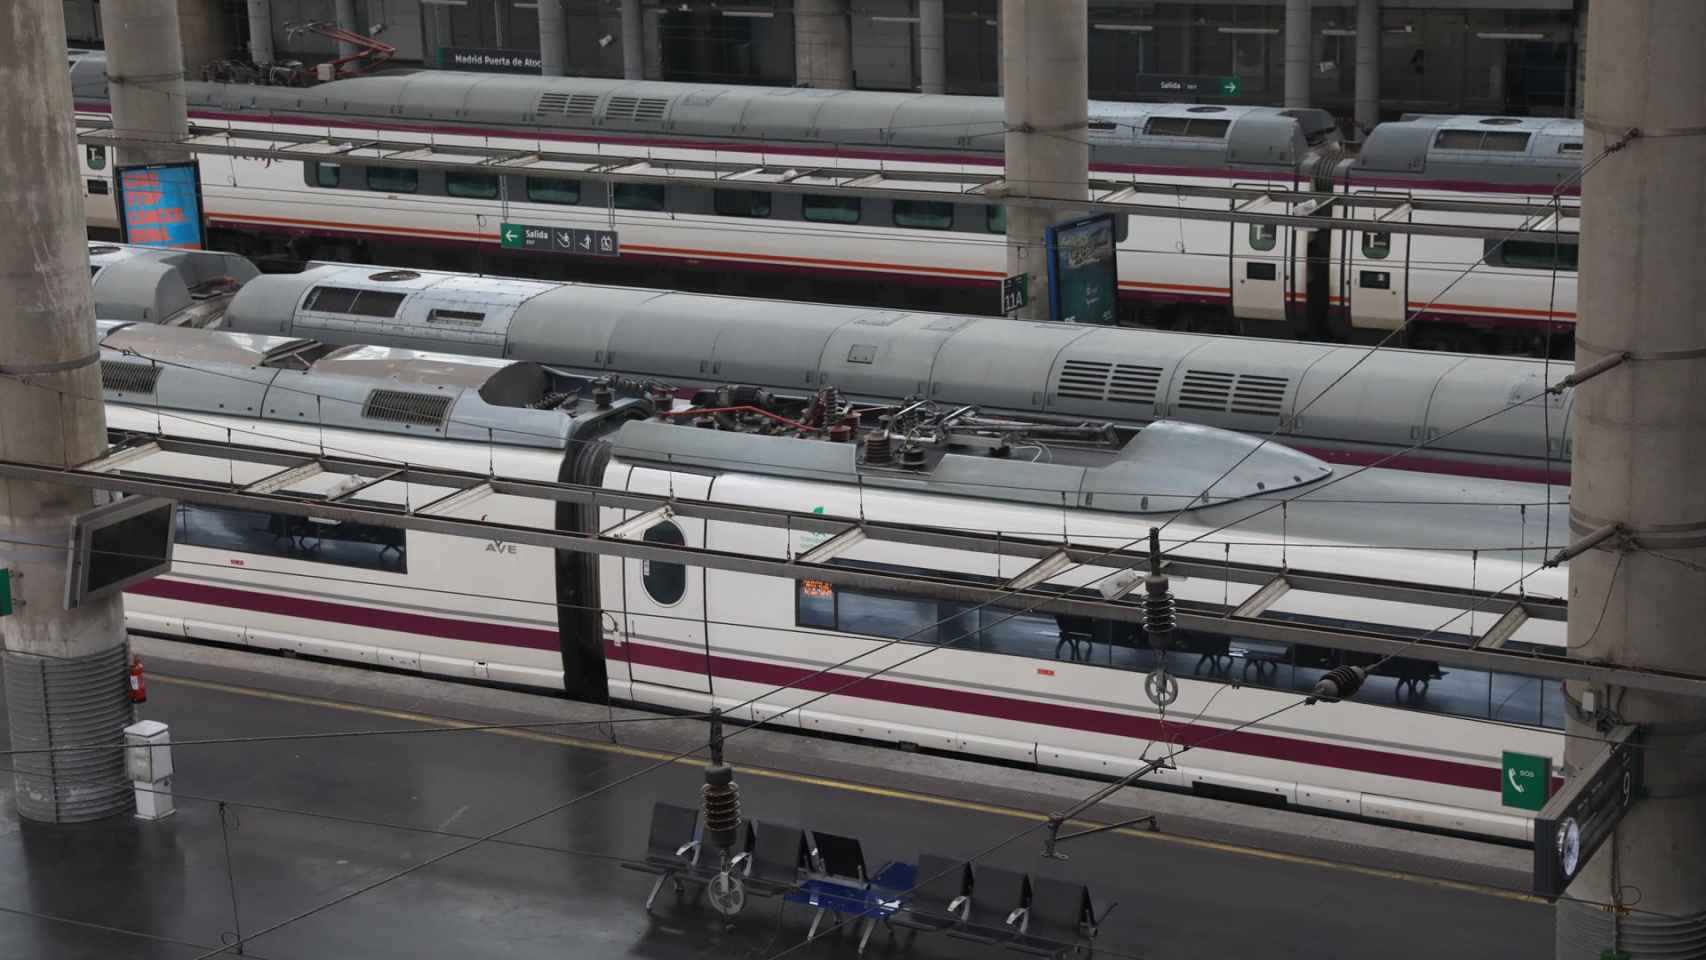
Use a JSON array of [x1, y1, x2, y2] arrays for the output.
[[700, 708, 741, 851], [1308, 664, 1368, 704], [1140, 527, 1179, 707], [701, 764, 742, 851]]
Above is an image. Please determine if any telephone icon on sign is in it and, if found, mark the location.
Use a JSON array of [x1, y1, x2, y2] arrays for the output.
[[1509, 769, 1526, 793]]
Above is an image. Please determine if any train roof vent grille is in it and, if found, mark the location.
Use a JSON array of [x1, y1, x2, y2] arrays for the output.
[[1176, 369, 1235, 412], [361, 389, 452, 428], [607, 95, 671, 122], [1107, 364, 1163, 404], [1056, 359, 1113, 401], [1229, 374, 1288, 416], [536, 92, 599, 117], [102, 360, 162, 396]]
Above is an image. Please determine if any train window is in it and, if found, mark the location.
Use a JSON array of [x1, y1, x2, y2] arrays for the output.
[[893, 199, 954, 230], [1112, 214, 1129, 243], [446, 171, 499, 200], [1558, 142, 1583, 155], [639, 521, 686, 605], [366, 166, 418, 194], [803, 194, 862, 224], [713, 189, 772, 218], [1486, 239, 1579, 272], [986, 205, 1006, 234], [1361, 231, 1391, 259], [1481, 131, 1532, 152], [1248, 223, 1277, 252], [303, 286, 406, 318], [428, 309, 484, 326], [315, 162, 341, 188], [1142, 117, 1230, 139], [613, 183, 666, 211], [526, 177, 581, 205], [797, 579, 836, 628], [1433, 130, 1532, 152], [176, 502, 406, 573]]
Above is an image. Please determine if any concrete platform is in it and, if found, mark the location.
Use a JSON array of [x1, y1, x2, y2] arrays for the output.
[[0, 637, 1554, 959]]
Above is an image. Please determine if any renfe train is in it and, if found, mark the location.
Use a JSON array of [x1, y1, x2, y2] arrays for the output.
[[97, 319, 1571, 841], [68, 52, 1581, 356], [200, 258, 1576, 485]]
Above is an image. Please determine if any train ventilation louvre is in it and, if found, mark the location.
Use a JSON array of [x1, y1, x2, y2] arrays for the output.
[[1176, 370, 1289, 417], [1056, 360, 1162, 405], [101, 360, 161, 396], [361, 389, 453, 428], [535, 92, 598, 118], [1230, 374, 1288, 416], [605, 95, 671, 123]]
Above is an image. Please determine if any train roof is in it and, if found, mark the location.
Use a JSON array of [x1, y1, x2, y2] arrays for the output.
[[217, 263, 1574, 470], [69, 50, 1331, 171], [88, 242, 260, 326], [1354, 114, 1583, 182], [94, 315, 1339, 516], [95, 321, 643, 449]]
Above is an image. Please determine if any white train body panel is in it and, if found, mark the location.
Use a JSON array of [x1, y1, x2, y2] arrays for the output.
[[107, 392, 1566, 842]]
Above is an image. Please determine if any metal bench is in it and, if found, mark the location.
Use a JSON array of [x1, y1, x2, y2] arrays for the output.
[[1009, 875, 1116, 958], [947, 864, 1030, 947], [620, 802, 703, 913]]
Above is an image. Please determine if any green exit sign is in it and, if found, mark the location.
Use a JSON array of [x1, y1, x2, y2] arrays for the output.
[[0, 568, 12, 617], [1502, 751, 1551, 811]]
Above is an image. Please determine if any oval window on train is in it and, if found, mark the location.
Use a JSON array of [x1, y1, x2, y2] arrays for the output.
[[640, 521, 687, 606], [1249, 223, 1277, 252], [1362, 231, 1391, 260]]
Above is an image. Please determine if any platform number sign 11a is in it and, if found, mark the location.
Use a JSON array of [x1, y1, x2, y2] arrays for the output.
[[1002, 274, 1029, 313], [1502, 751, 1551, 811]]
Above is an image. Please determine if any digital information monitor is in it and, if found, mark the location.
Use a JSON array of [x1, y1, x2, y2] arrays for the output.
[[1045, 213, 1118, 325], [115, 161, 206, 249]]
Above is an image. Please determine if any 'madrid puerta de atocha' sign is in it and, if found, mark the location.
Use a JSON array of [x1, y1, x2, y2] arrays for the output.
[[438, 47, 543, 75]]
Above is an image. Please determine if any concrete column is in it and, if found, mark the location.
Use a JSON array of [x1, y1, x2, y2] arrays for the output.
[[334, 0, 359, 60], [247, 0, 274, 65], [101, 0, 192, 168], [621, 0, 643, 80], [538, 0, 565, 76], [795, 0, 852, 89], [1283, 0, 1310, 108], [1001, 0, 1087, 322], [919, 0, 944, 94], [1555, 1, 1706, 955], [1354, 0, 1380, 135], [0, 0, 136, 823], [176, 0, 230, 77]]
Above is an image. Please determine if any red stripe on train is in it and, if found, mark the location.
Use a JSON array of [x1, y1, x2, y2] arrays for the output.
[[126, 575, 1507, 793]]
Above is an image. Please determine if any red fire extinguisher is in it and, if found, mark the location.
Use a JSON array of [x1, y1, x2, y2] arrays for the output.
[[129, 657, 147, 704]]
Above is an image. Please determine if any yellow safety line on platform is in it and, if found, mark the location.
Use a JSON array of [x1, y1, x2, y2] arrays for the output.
[[153, 673, 1548, 907]]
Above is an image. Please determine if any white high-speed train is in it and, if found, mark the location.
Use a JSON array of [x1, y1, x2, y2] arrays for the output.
[[88, 244, 1578, 486], [69, 52, 1581, 355], [98, 319, 1572, 841]]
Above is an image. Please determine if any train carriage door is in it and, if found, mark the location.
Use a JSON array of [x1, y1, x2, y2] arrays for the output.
[[617, 467, 713, 705], [1230, 196, 1288, 323], [1349, 202, 1412, 331]]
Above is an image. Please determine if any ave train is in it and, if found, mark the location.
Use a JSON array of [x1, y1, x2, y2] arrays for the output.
[[89, 247, 1572, 485], [68, 51, 1581, 356], [95, 319, 1571, 842]]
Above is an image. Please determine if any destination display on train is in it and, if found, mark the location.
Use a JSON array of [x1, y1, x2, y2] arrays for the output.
[[1045, 213, 1118, 325], [115, 161, 206, 249]]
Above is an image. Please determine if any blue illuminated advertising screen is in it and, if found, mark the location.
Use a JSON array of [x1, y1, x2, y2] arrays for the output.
[[1045, 213, 1118, 325], [115, 161, 206, 249]]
